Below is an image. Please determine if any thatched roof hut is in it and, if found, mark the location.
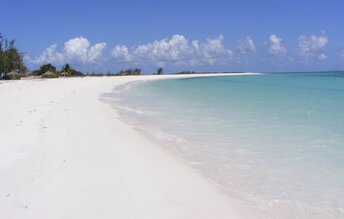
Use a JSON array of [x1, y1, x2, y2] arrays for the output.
[[60, 71, 70, 77], [42, 71, 58, 78], [7, 70, 21, 80]]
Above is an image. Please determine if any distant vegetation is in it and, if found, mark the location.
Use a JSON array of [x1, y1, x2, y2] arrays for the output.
[[0, 33, 87, 80], [31, 63, 57, 76], [0, 33, 86, 80], [118, 68, 141, 76], [60, 63, 84, 77], [0, 33, 27, 80], [177, 71, 195, 74], [29, 63, 84, 78], [86, 68, 141, 77], [157, 67, 163, 75], [31, 63, 84, 78]]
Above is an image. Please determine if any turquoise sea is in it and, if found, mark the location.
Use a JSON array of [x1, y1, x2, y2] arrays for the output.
[[112, 72, 344, 217]]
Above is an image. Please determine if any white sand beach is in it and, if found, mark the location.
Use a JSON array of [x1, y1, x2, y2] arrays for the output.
[[0, 73, 263, 219]]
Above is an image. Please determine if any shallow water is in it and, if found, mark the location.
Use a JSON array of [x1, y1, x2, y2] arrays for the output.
[[111, 72, 344, 217]]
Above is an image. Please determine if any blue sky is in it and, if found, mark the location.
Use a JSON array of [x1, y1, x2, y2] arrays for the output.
[[1, 0, 344, 73]]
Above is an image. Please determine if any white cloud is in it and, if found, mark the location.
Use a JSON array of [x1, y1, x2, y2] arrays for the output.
[[298, 34, 328, 60], [28, 33, 336, 69], [25, 44, 64, 65], [111, 34, 233, 65], [111, 45, 133, 62], [64, 37, 107, 63], [26, 36, 106, 65], [238, 36, 256, 54], [265, 34, 286, 55], [64, 37, 90, 63], [88, 42, 107, 62], [195, 34, 233, 64], [133, 35, 190, 62]]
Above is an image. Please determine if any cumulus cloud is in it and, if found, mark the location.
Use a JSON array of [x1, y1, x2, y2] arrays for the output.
[[64, 37, 106, 63], [237, 36, 256, 54], [265, 34, 286, 55], [26, 44, 65, 65], [27, 33, 336, 69], [111, 34, 233, 65], [111, 45, 133, 62], [26, 36, 106, 65], [297, 34, 328, 60]]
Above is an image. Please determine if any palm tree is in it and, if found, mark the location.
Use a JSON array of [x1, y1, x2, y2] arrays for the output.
[[61, 63, 72, 76]]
